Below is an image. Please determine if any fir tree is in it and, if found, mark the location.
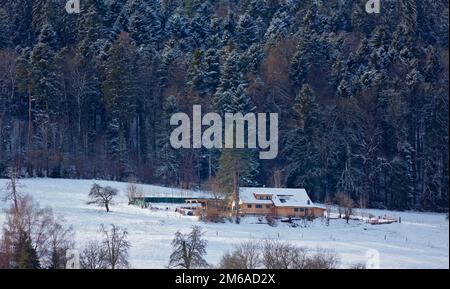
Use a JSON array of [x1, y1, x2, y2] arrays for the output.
[[156, 95, 182, 185], [128, 0, 162, 49], [264, 10, 291, 44], [214, 50, 244, 114], [78, 0, 109, 58], [284, 84, 323, 196], [199, 48, 221, 97], [0, 8, 11, 49], [102, 33, 138, 170], [391, 142, 415, 209], [236, 13, 257, 50], [216, 83, 260, 205], [16, 233, 40, 269]]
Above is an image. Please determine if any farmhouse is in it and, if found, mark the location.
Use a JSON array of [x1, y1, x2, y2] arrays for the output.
[[129, 186, 325, 219], [238, 187, 326, 218]]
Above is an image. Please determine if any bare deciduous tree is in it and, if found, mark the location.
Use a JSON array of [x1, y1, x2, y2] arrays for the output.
[[100, 224, 130, 269], [334, 192, 354, 223], [271, 168, 283, 188], [169, 226, 208, 269], [202, 178, 228, 221], [324, 195, 333, 219], [87, 184, 118, 212], [259, 240, 339, 269], [303, 248, 340, 269], [126, 176, 138, 203], [0, 196, 75, 269], [47, 218, 75, 269], [349, 262, 366, 269], [219, 241, 261, 269], [126, 175, 143, 204], [2, 167, 22, 211], [80, 241, 107, 269], [262, 240, 299, 269]]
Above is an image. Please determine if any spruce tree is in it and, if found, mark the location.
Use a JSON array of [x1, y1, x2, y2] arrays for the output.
[[29, 22, 64, 175], [199, 48, 221, 97], [236, 13, 257, 50], [128, 0, 162, 49], [6, 0, 33, 47], [214, 50, 244, 114], [0, 8, 11, 49], [156, 95, 182, 185], [284, 84, 323, 196], [78, 0, 109, 58], [102, 33, 138, 171], [264, 10, 291, 44], [17, 233, 40, 269], [190, 1, 211, 47], [216, 84, 260, 201], [391, 142, 414, 209]]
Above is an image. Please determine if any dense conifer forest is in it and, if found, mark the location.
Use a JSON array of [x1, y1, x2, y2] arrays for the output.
[[0, 0, 448, 211]]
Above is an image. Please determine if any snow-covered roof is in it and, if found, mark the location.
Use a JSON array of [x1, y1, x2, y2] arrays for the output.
[[239, 187, 319, 208]]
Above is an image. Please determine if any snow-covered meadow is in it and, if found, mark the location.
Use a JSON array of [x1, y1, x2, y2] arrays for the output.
[[0, 178, 448, 269]]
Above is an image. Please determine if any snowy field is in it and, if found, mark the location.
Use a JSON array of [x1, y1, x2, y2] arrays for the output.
[[0, 178, 448, 269]]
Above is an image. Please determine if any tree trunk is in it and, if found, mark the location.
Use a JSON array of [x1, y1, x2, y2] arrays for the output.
[[235, 168, 240, 219], [28, 87, 32, 147]]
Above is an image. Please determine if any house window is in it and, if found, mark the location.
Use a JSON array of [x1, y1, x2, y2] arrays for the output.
[[256, 204, 263, 209], [247, 204, 252, 209], [266, 205, 271, 209], [299, 208, 305, 212], [294, 208, 299, 212]]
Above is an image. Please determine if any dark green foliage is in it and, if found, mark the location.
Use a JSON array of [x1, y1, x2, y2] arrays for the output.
[[0, 0, 447, 211], [236, 13, 258, 50], [17, 233, 40, 269], [156, 95, 182, 185], [0, 8, 11, 49], [284, 85, 323, 198]]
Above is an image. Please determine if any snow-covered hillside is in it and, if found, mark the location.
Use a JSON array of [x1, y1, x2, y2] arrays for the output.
[[0, 178, 448, 269]]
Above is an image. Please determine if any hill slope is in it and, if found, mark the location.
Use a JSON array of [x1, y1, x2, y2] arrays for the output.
[[0, 178, 448, 268]]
